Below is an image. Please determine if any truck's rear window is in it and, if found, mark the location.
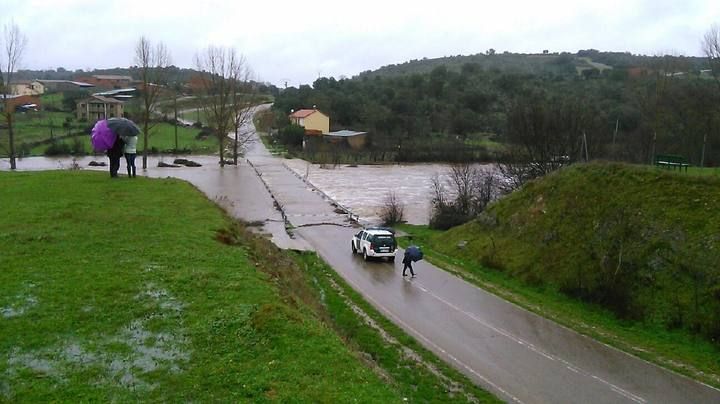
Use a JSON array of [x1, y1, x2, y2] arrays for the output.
[[372, 235, 395, 247]]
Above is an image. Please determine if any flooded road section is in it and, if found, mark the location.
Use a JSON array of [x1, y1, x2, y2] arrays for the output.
[[283, 160, 494, 225]]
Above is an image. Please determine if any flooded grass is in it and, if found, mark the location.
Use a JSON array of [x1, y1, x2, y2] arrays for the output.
[[0, 170, 406, 401]]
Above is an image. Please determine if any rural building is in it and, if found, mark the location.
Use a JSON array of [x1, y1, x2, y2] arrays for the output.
[[627, 67, 653, 78], [93, 88, 136, 100], [38, 79, 95, 92], [76, 95, 124, 121], [289, 108, 330, 134], [302, 129, 369, 151], [8, 80, 45, 96], [76, 75, 134, 89], [324, 130, 368, 150]]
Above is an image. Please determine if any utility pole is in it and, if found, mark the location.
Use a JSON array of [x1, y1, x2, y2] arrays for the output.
[[612, 119, 619, 160], [650, 132, 657, 165], [700, 132, 707, 168]]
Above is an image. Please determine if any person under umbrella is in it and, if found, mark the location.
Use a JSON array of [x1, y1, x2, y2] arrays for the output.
[[122, 134, 138, 178], [106, 118, 140, 178], [402, 245, 423, 277], [402, 250, 415, 277], [107, 135, 125, 178]]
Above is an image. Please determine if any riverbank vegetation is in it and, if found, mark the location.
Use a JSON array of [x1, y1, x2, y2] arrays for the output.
[[0, 171, 494, 402], [397, 162, 720, 387]]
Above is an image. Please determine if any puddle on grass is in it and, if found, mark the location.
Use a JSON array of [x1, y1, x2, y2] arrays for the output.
[[62, 342, 97, 365], [7, 348, 59, 378], [107, 318, 190, 390], [136, 283, 185, 313], [2, 280, 191, 396], [1, 283, 38, 318]]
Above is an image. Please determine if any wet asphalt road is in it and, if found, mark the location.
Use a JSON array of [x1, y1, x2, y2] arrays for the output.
[[295, 225, 720, 403]]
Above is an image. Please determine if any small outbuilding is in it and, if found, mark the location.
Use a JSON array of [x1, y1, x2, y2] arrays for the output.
[[324, 130, 368, 150]]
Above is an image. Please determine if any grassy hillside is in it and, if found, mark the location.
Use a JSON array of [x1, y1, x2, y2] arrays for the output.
[[399, 163, 720, 385], [0, 171, 495, 402], [443, 163, 720, 334]]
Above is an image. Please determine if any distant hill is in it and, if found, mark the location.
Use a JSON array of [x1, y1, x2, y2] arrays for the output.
[[356, 50, 709, 79]]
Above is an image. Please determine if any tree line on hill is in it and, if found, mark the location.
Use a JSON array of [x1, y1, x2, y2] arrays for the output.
[[272, 49, 720, 167]]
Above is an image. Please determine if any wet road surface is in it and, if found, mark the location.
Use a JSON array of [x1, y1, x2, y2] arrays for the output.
[[296, 225, 720, 403]]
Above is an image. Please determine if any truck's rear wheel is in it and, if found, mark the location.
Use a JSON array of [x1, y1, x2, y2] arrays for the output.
[[352, 242, 357, 254], [363, 249, 369, 261]]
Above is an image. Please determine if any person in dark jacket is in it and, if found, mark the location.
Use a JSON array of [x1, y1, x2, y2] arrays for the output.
[[402, 250, 415, 277], [107, 136, 125, 178]]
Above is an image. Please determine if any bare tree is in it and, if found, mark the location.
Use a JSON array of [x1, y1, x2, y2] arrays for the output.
[[0, 21, 27, 170], [135, 36, 171, 169], [702, 23, 720, 88], [195, 46, 249, 167], [449, 163, 475, 215], [229, 58, 259, 164], [430, 165, 503, 229]]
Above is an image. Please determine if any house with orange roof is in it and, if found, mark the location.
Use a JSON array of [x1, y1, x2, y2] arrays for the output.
[[289, 108, 329, 134]]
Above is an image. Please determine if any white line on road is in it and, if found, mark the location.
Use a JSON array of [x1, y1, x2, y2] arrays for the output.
[[342, 275, 524, 403], [412, 279, 647, 404]]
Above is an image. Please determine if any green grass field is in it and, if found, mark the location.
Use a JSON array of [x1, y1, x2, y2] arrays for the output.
[[11, 111, 85, 142], [0, 171, 495, 402], [139, 122, 217, 153]]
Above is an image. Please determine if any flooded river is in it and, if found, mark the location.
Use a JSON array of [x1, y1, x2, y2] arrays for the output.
[[283, 159, 494, 225]]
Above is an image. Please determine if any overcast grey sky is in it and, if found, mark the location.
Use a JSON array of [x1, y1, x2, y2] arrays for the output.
[[3, 0, 718, 87]]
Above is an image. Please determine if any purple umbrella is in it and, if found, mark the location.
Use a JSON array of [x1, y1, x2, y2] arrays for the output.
[[91, 119, 116, 152]]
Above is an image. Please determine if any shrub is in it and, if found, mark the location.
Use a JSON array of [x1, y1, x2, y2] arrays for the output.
[[278, 124, 305, 148], [44, 141, 72, 156], [379, 191, 405, 226], [429, 206, 471, 230]]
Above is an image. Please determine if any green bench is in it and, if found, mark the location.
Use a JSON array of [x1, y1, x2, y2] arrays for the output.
[[654, 154, 690, 172]]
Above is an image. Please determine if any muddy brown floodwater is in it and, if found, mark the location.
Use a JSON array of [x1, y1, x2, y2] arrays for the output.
[[283, 159, 494, 225]]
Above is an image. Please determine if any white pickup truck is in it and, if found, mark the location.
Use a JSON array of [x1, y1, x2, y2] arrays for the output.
[[351, 227, 398, 262]]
